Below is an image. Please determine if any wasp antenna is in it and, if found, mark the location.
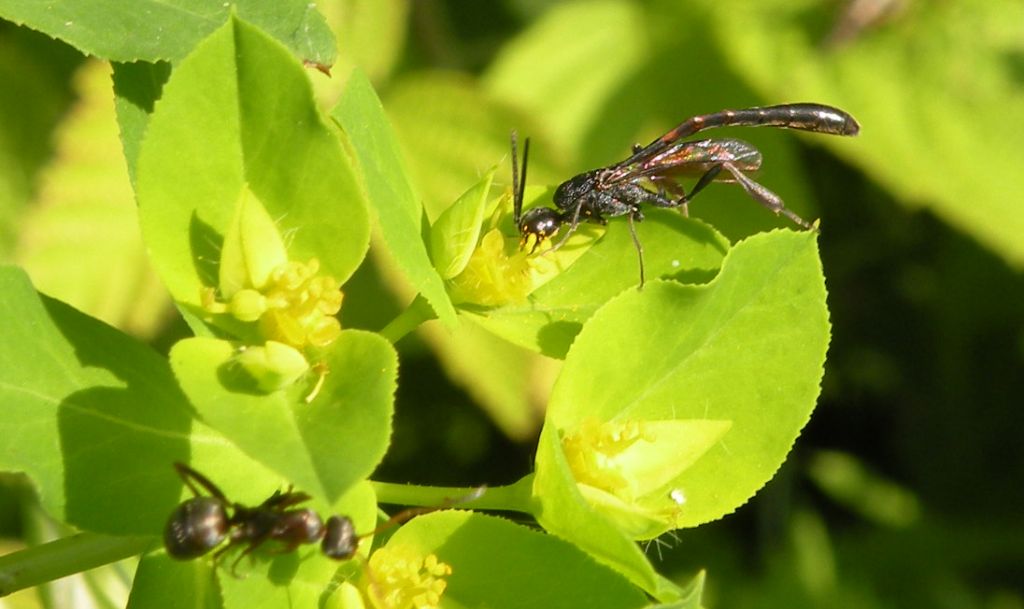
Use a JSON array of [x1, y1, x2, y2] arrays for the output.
[[174, 461, 230, 502], [511, 131, 530, 225], [511, 132, 520, 224], [520, 137, 530, 220]]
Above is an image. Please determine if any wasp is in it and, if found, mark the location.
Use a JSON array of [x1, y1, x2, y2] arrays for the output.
[[163, 462, 483, 573], [512, 103, 860, 284], [162, 462, 357, 573]]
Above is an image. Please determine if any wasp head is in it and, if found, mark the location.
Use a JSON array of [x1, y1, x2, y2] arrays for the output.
[[519, 207, 564, 253]]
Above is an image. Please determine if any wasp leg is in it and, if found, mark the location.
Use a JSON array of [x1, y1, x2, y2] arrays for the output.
[[228, 536, 272, 578], [547, 199, 595, 254], [174, 462, 230, 502], [642, 176, 688, 214], [684, 164, 725, 211], [259, 489, 311, 511], [720, 162, 814, 229], [626, 209, 645, 288], [211, 531, 272, 578]]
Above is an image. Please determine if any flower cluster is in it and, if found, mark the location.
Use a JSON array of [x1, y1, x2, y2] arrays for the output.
[[563, 417, 655, 502], [223, 257, 343, 350], [199, 188, 344, 395], [559, 416, 733, 538], [448, 228, 534, 306], [362, 546, 452, 609]]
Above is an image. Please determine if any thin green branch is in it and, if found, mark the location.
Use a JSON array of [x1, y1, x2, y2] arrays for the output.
[[0, 533, 155, 597], [371, 474, 536, 516], [378, 294, 437, 344]]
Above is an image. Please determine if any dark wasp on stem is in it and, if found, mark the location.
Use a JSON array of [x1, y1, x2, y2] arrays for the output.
[[164, 462, 483, 574], [512, 103, 860, 285]]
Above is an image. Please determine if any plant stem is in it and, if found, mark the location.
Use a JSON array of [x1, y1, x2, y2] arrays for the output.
[[371, 475, 535, 516], [0, 533, 155, 597], [378, 294, 437, 344]]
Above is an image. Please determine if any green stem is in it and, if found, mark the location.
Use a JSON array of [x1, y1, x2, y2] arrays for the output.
[[378, 295, 437, 344], [0, 533, 155, 597], [371, 475, 535, 516]]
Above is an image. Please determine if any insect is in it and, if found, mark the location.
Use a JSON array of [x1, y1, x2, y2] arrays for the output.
[[512, 103, 860, 285], [163, 462, 355, 572], [163, 462, 483, 573]]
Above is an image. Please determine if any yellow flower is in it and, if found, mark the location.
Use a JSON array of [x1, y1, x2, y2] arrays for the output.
[[361, 546, 452, 609], [205, 187, 344, 351], [448, 224, 600, 306], [561, 417, 733, 538], [448, 228, 534, 306], [563, 418, 655, 500], [257, 257, 342, 349], [199, 187, 344, 396]]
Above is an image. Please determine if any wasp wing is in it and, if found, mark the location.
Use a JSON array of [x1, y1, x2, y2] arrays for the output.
[[603, 138, 763, 185]]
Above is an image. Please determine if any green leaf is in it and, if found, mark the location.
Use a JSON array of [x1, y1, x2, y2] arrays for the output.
[[217, 187, 289, 296], [127, 557, 221, 609], [385, 72, 564, 220], [332, 68, 456, 327], [419, 316, 553, 440], [0, 27, 81, 259], [541, 229, 829, 529], [169, 331, 396, 504], [0, 0, 336, 64], [0, 266, 259, 535], [366, 511, 649, 609], [710, 0, 1024, 266], [533, 423, 671, 599], [323, 0, 410, 83], [14, 61, 169, 337], [466, 211, 729, 358], [136, 17, 368, 318], [232, 341, 311, 391], [111, 60, 170, 188], [483, 0, 648, 159], [641, 571, 705, 609], [430, 167, 497, 280], [807, 450, 920, 527]]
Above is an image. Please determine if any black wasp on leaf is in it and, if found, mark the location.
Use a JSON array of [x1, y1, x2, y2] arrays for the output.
[[163, 462, 357, 573], [511, 103, 860, 285], [163, 462, 483, 575]]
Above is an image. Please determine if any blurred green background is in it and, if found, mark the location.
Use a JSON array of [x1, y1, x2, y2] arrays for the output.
[[1, 0, 1023, 607]]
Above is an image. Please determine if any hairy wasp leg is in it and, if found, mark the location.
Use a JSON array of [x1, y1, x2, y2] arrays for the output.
[[720, 162, 814, 229], [626, 210, 645, 288]]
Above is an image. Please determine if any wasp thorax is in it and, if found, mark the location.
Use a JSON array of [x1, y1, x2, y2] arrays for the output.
[[553, 171, 601, 207]]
